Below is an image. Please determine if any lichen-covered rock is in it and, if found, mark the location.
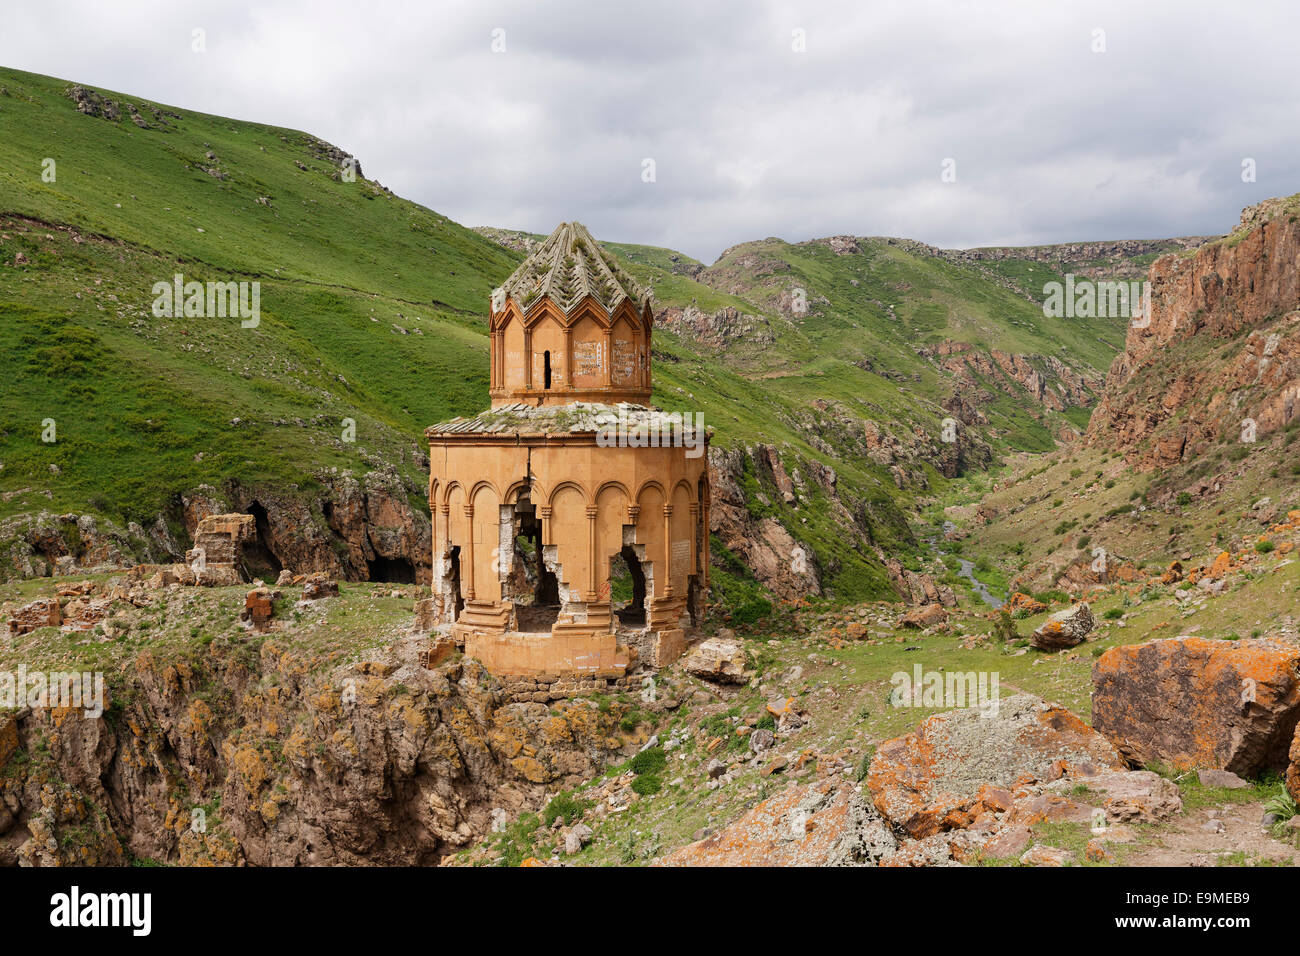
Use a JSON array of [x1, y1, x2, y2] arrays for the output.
[[657, 784, 896, 867], [1, 637, 630, 867], [300, 573, 338, 601], [1049, 769, 1182, 823], [1092, 636, 1300, 775], [1286, 722, 1300, 804], [867, 693, 1124, 838], [681, 637, 749, 684], [1030, 602, 1094, 650], [899, 604, 947, 629]]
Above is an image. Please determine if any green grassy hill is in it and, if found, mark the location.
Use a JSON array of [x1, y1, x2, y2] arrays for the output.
[[0, 65, 1170, 605]]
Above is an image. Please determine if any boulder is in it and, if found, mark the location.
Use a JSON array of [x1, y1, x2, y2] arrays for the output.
[[1288, 726, 1300, 804], [900, 604, 947, 629], [1058, 770, 1183, 823], [867, 693, 1124, 837], [1020, 844, 1072, 867], [657, 785, 897, 867], [1007, 592, 1048, 615], [563, 823, 592, 855], [682, 637, 749, 684], [301, 573, 339, 601], [1093, 636, 1300, 775], [981, 824, 1031, 859], [1199, 769, 1249, 790], [1030, 602, 1094, 650]]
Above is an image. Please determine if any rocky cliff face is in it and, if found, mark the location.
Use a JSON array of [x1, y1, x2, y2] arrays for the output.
[[0, 631, 631, 866], [3, 469, 432, 586], [921, 340, 1102, 416], [655, 305, 775, 347], [1086, 197, 1300, 467]]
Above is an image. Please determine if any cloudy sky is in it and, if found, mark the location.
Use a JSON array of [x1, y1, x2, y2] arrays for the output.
[[5, 0, 1298, 261]]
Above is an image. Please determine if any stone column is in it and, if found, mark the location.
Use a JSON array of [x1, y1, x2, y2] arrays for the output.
[[586, 504, 599, 602], [563, 327, 573, 391], [689, 502, 700, 573], [662, 503, 674, 599], [603, 326, 613, 388], [523, 329, 533, 390], [464, 504, 476, 601]]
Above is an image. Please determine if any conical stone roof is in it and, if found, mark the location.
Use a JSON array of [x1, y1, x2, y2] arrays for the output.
[[496, 221, 650, 317]]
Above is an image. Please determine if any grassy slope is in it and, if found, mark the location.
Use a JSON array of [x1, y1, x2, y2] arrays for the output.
[[0, 65, 1149, 603], [0, 66, 522, 532], [0, 68, 917, 600]]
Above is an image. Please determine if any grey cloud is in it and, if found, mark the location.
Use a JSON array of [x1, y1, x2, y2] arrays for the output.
[[3, 0, 1297, 260]]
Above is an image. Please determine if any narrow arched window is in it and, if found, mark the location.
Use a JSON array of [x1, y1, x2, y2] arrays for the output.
[[543, 350, 552, 389]]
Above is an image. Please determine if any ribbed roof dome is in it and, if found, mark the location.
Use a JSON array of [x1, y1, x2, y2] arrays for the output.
[[496, 221, 650, 317]]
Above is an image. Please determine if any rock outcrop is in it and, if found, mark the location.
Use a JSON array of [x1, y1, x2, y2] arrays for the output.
[[681, 637, 750, 684], [655, 304, 774, 347], [867, 693, 1125, 838], [0, 639, 631, 866], [1087, 196, 1300, 466], [1093, 636, 1300, 775]]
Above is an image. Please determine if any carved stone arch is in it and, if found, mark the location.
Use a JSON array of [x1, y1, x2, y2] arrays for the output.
[[523, 300, 564, 330], [468, 478, 501, 503], [441, 480, 465, 510], [594, 479, 632, 503], [503, 478, 535, 505], [547, 479, 592, 509], [610, 296, 645, 332], [635, 479, 668, 505]]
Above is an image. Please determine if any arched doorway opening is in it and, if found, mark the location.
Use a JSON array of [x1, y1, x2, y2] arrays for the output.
[[610, 544, 647, 627], [511, 496, 560, 633], [446, 545, 465, 621]]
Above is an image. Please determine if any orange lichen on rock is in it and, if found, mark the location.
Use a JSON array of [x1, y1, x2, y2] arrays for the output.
[[866, 694, 1123, 838], [1093, 636, 1300, 775]]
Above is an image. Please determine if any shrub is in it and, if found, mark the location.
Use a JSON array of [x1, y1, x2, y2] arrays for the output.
[[629, 747, 667, 776], [1256, 539, 1276, 554], [631, 774, 662, 796], [991, 609, 1017, 643], [1103, 608, 1123, 620], [543, 793, 591, 828]]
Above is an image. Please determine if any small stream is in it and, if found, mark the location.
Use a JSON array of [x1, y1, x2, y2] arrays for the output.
[[934, 521, 1005, 610]]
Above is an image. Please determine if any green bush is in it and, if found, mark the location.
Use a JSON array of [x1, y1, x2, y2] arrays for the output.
[[631, 774, 662, 796], [629, 747, 667, 776], [1256, 539, 1276, 554], [1103, 607, 1123, 620], [543, 792, 592, 827]]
